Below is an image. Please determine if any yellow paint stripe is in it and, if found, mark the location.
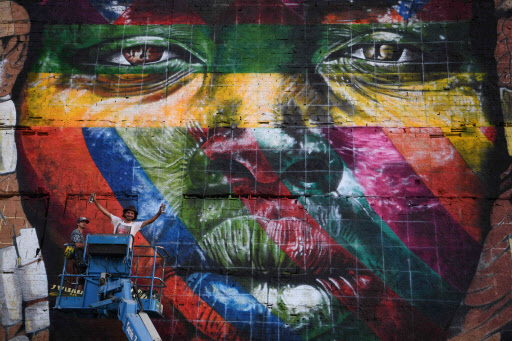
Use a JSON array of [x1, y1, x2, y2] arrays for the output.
[[441, 127, 494, 175], [20, 72, 493, 129]]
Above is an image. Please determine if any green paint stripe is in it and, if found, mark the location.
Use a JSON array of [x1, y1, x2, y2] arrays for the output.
[[32, 23, 475, 74]]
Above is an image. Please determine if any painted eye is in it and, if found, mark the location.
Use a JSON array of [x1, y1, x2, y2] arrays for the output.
[[104, 44, 201, 66], [351, 44, 421, 63]]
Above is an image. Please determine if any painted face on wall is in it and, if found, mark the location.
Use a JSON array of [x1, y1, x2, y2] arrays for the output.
[[16, 0, 503, 339]]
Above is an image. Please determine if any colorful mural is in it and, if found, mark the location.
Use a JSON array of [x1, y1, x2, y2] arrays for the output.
[[2, 0, 512, 339]]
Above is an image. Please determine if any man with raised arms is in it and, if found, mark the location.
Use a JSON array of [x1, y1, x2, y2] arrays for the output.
[[91, 193, 165, 242]]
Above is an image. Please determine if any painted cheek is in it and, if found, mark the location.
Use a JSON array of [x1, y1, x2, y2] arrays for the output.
[[20, 73, 320, 129], [323, 73, 485, 127], [20, 72, 206, 127]]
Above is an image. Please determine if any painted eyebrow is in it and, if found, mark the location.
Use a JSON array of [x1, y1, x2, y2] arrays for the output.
[[320, 25, 449, 44], [65, 25, 203, 50]]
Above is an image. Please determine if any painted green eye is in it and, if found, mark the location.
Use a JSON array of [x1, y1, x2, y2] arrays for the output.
[[101, 39, 204, 67], [75, 36, 206, 74], [318, 31, 431, 72], [313, 29, 467, 85], [325, 43, 422, 64], [70, 36, 207, 95]]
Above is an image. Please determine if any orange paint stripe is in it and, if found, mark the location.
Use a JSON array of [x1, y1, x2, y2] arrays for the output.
[[322, 9, 403, 24], [383, 127, 486, 242]]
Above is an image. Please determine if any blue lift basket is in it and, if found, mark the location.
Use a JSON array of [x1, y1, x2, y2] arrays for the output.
[[55, 234, 168, 341]]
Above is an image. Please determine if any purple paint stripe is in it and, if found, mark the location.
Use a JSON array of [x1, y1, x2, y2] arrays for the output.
[[44, 0, 109, 24], [323, 127, 482, 291]]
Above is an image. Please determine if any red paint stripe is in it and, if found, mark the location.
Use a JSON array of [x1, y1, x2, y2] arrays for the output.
[[17, 127, 124, 244], [413, 0, 471, 21], [196, 128, 446, 339], [163, 275, 247, 340], [479, 127, 497, 144], [16, 127, 155, 261]]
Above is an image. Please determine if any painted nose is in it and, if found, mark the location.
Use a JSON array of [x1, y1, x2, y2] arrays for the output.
[[188, 128, 344, 198], [188, 128, 287, 197], [186, 73, 337, 196]]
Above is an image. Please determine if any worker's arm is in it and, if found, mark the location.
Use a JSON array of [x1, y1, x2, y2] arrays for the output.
[[91, 193, 112, 219], [75, 242, 85, 248], [140, 204, 165, 228]]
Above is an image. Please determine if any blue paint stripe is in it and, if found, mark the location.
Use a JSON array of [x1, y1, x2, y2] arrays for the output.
[[82, 127, 301, 341], [388, 0, 430, 20], [87, 0, 136, 23], [83, 127, 213, 269], [187, 272, 302, 341]]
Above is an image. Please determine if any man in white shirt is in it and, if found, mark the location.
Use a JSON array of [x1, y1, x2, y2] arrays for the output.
[[91, 193, 164, 242]]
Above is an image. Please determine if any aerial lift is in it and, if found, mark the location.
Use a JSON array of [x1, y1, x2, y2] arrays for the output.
[[55, 234, 167, 341]]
